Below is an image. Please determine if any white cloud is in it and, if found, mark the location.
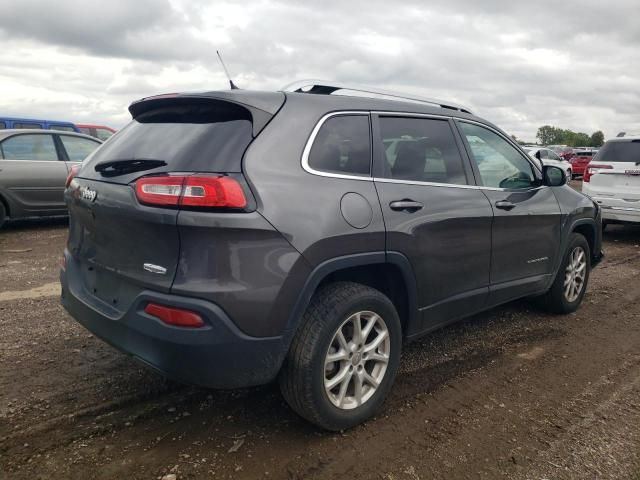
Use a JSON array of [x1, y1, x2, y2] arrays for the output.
[[0, 0, 638, 140]]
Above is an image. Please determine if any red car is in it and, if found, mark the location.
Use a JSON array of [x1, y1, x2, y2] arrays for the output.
[[76, 124, 115, 141], [569, 150, 596, 176]]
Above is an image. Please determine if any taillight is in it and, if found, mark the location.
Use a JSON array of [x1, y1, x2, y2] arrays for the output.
[[144, 303, 205, 328], [65, 164, 81, 188], [134, 175, 247, 209], [135, 176, 184, 206], [583, 163, 612, 182]]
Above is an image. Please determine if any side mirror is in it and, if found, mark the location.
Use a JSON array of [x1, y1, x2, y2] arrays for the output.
[[535, 151, 542, 160], [543, 165, 566, 187]]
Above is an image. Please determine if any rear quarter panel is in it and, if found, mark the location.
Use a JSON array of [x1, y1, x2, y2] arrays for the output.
[[242, 96, 386, 334]]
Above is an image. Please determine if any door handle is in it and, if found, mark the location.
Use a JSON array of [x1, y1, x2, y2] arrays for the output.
[[495, 200, 516, 211], [389, 200, 423, 212]]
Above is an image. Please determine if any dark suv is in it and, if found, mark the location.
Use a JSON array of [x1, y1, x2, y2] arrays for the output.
[[60, 81, 603, 430]]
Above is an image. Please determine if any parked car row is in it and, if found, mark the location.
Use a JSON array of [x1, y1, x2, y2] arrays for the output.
[[523, 145, 605, 179], [582, 135, 640, 228], [523, 147, 574, 178], [0, 116, 115, 140]]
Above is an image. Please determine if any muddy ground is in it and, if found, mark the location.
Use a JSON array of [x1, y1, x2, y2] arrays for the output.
[[1, 211, 639, 479]]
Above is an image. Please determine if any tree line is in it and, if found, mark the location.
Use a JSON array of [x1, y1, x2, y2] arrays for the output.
[[536, 125, 604, 147]]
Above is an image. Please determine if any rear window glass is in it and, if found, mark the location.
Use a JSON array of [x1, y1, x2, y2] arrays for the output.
[[307, 115, 371, 176], [50, 125, 76, 132], [84, 101, 254, 173], [595, 141, 639, 163]]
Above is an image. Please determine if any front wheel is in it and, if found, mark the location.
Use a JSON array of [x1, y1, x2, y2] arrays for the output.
[[279, 282, 402, 431], [540, 233, 591, 313]]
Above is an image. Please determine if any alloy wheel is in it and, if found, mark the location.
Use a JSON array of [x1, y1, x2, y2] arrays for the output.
[[564, 246, 586, 302], [324, 311, 390, 410]]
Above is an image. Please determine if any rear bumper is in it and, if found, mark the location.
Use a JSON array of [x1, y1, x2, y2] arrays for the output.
[[583, 187, 640, 224], [60, 259, 288, 389]]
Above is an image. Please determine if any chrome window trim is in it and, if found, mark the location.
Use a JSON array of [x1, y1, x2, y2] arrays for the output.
[[301, 110, 546, 194], [301, 110, 374, 182], [373, 177, 478, 190], [373, 177, 545, 193]]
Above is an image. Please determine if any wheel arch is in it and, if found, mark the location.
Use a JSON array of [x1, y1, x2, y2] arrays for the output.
[[283, 252, 419, 343], [572, 221, 596, 259]]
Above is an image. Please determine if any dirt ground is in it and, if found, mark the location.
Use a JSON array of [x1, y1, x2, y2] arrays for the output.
[[1, 204, 640, 479]]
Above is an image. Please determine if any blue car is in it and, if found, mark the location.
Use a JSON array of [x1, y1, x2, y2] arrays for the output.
[[0, 116, 79, 132]]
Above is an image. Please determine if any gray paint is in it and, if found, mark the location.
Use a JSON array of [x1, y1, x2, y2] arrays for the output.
[[60, 89, 603, 389]]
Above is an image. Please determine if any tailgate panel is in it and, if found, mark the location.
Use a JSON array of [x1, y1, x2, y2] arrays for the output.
[[66, 178, 180, 312]]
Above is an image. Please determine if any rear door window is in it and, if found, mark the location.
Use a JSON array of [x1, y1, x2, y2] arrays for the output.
[[14, 123, 43, 129], [377, 116, 468, 185], [0, 134, 58, 161], [307, 114, 371, 176], [59, 135, 101, 162]]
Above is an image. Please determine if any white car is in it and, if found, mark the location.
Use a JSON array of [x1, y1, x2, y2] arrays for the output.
[[582, 136, 640, 228], [524, 147, 573, 179]]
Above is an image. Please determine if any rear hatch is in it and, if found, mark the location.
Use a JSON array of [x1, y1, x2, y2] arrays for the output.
[[585, 139, 640, 202], [65, 92, 284, 312]]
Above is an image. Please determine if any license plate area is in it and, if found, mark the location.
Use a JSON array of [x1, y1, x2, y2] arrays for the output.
[[82, 263, 124, 310]]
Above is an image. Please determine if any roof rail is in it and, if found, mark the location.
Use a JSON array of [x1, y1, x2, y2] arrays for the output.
[[281, 79, 473, 114]]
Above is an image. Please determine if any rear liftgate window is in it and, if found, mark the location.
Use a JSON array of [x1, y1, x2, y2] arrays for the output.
[[596, 141, 640, 163], [86, 100, 254, 173]]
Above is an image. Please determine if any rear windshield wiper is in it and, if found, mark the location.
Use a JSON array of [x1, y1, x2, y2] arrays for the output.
[[94, 159, 167, 177]]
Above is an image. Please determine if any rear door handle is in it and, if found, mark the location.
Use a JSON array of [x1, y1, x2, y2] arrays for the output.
[[389, 200, 423, 212], [495, 200, 516, 211]]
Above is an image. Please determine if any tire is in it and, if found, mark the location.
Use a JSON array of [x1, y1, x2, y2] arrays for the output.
[[540, 233, 591, 314], [0, 202, 6, 229], [279, 281, 402, 431]]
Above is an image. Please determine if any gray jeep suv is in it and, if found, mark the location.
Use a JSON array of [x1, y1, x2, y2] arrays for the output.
[[60, 81, 603, 430]]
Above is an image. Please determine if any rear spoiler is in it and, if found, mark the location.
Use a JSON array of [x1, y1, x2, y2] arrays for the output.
[[128, 91, 285, 137]]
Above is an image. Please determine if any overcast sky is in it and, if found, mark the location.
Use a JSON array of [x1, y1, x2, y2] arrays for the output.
[[0, 0, 638, 141]]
